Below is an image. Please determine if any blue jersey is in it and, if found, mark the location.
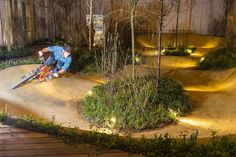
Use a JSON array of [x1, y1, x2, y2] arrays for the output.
[[47, 46, 72, 71]]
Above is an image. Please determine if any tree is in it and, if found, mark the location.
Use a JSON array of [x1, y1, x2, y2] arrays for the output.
[[175, 0, 180, 47], [157, 0, 164, 88], [88, 0, 94, 51], [187, 0, 195, 32], [129, 0, 139, 80], [3, 0, 13, 51]]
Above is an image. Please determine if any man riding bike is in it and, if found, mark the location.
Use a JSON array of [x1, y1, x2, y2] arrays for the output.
[[38, 44, 72, 81]]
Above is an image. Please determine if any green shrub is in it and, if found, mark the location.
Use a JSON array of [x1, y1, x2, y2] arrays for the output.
[[162, 47, 196, 56], [76, 48, 132, 74], [31, 37, 66, 45], [1, 112, 236, 157], [199, 49, 236, 70], [76, 50, 98, 73], [83, 77, 191, 130], [0, 48, 33, 60], [0, 58, 41, 70]]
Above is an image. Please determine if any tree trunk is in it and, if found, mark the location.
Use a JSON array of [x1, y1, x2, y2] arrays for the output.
[[130, 0, 138, 80], [4, 0, 13, 51], [175, 0, 180, 47], [89, 0, 93, 51], [188, 0, 193, 32], [157, 0, 163, 88], [131, 6, 135, 80]]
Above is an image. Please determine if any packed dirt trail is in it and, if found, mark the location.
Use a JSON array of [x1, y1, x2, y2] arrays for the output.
[[2, 63, 236, 138], [1, 34, 236, 138], [128, 66, 236, 138], [0, 64, 98, 130]]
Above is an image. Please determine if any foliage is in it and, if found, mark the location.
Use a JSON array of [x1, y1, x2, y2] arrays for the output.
[[31, 37, 66, 46], [162, 47, 196, 56], [76, 48, 132, 74], [83, 77, 191, 130], [0, 58, 41, 70], [0, 48, 33, 60], [199, 49, 236, 70], [1, 112, 236, 157]]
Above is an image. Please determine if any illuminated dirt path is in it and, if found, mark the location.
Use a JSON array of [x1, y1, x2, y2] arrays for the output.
[[1, 64, 236, 138], [0, 65, 98, 130], [131, 67, 236, 138]]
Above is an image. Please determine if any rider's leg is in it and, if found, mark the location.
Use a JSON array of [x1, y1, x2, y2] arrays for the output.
[[51, 60, 64, 73], [45, 54, 56, 66], [45, 61, 64, 81]]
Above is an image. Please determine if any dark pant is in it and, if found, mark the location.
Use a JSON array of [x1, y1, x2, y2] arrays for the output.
[[45, 55, 64, 73]]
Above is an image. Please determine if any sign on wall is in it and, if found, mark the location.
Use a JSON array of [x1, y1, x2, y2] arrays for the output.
[[86, 14, 104, 47]]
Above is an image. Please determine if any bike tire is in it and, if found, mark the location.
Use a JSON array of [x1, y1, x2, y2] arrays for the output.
[[11, 72, 38, 89]]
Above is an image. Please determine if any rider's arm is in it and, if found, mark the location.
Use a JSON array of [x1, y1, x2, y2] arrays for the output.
[[41, 48, 48, 53], [58, 69, 65, 74], [38, 48, 48, 56]]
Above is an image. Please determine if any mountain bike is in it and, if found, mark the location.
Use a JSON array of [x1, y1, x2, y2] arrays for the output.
[[11, 57, 52, 89]]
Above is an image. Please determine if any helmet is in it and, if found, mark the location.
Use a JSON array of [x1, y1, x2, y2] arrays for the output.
[[63, 44, 71, 53]]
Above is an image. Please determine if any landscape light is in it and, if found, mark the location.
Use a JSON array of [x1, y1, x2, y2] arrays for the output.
[[186, 49, 192, 54], [169, 109, 178, 117], [87, 90, 93, 96], [110, 117, 116, 123], [135, 56, 141, 63], [200, 57, 205, 62], [161, 48, 166, 54]]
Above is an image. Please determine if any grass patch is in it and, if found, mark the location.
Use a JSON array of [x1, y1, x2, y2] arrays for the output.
[[0, 57, 41, 70], [83, 77, 191, 130], [0, 48, 33, 60], [199, 49, 236, 70], [1, 112, 236, 157]]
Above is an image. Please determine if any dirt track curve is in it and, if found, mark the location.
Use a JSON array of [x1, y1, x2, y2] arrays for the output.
[[0, 64, 98, 130], [1, 64, 236, 138]]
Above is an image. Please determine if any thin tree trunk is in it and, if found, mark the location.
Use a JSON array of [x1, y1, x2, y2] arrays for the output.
[[79, 0, 82, 46], [4, 0, 13, 51], [131, 6, 135, 80], [188, 0, 193, 32], [157, 0, 163, 88], [89, 0, 93, 51], [51, 0, 56, 43], [0, 12, 3, 46], [175, 0, 180, 47]]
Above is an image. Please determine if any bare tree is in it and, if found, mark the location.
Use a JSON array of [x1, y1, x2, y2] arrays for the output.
[[187, 0, 195, 32], [129, 0, 139, 80], [3, 0, 13, 51], [88, 0, 94, 51], [174, 0, 180, 47], [157, 0, 164, 88]]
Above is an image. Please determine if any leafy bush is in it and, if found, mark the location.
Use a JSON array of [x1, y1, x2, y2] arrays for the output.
[[1, 112, 236, 157], [0, 48, 33, 60], [76, 48, 132, 74], [83, 77, 191, 130], [31, 37, 66, 45], [199, 49, 236, 70], [162, 47, 196, 56]]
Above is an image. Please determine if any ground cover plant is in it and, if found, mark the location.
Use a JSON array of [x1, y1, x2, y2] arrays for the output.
[[162, 47, 196, 56], [83, 77, 191, 130], [1, 112, 236, 157], [0, 48, 33, 60], [199, 48, 236, 70]]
